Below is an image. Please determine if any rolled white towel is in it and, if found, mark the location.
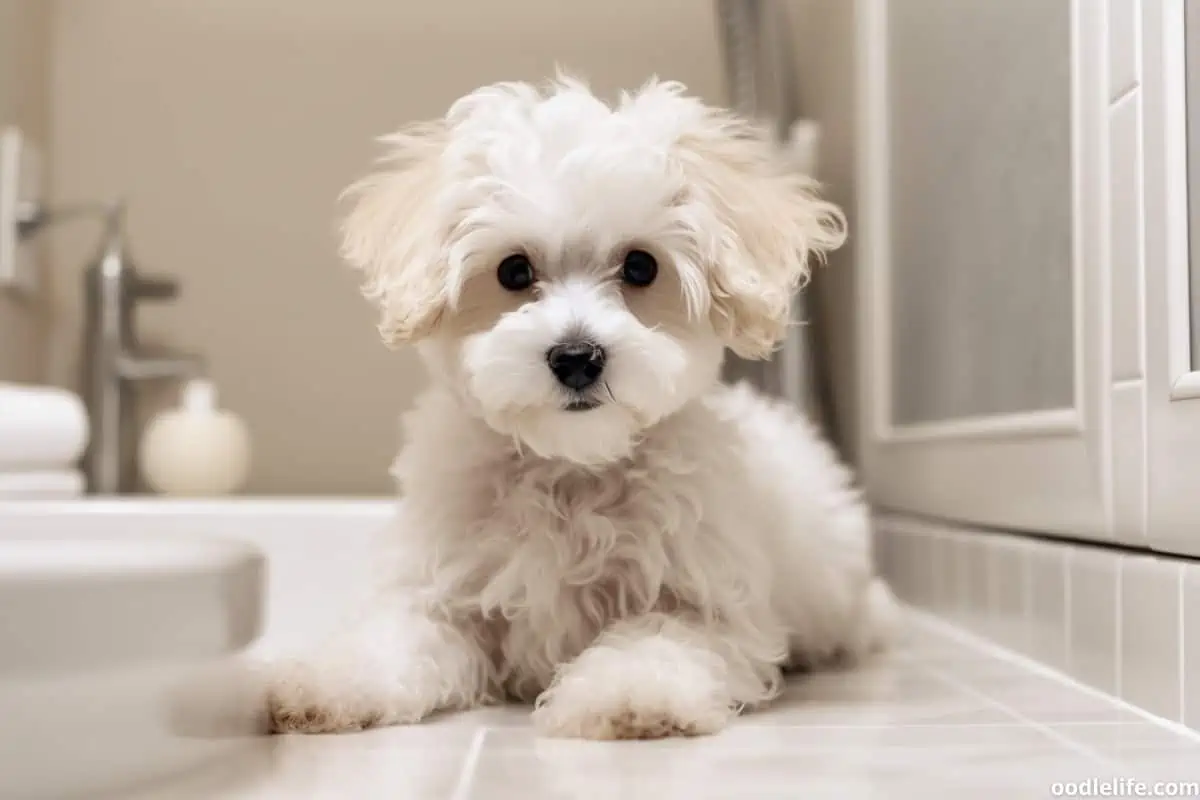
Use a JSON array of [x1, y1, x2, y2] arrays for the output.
[[0, 470, 85, 499], [0, 383, 89, 470]]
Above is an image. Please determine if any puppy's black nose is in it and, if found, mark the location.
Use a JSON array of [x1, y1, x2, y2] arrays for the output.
[[546, 341, 606, 391]]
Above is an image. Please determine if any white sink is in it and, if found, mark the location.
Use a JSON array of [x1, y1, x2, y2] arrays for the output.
[[0, 532, 266, 799]]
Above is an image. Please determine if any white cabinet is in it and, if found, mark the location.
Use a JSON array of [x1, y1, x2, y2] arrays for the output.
[[1144, 0, 1200, 556], [854, 0, 1150, 543]]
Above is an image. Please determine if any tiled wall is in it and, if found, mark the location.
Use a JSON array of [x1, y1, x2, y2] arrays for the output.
[[875, 513, 1198, 729]]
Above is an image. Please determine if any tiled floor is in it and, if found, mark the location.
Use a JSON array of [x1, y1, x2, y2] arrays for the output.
[[144, 615, 1200, 799]]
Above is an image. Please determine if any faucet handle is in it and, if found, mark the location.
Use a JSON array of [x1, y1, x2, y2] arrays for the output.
[[132, 273, 180, 301], [116, 349, 204, 381]]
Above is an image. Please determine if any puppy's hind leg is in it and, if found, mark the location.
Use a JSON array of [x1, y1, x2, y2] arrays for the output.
[[849, 577, 904, 657], [775, 498, 904, 671], [264, 592, 494, 734]]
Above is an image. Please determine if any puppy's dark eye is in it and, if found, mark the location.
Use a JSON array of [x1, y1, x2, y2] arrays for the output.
[[497, 254, 535, 292], [621, 250, 658, 288]]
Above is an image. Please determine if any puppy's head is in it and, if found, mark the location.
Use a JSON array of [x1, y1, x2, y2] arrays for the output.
[[340, 77, 845, 466]]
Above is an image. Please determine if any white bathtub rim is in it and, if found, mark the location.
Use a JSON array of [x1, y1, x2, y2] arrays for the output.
[[0, 532, 265, 577], [0, 496, 399, 519]]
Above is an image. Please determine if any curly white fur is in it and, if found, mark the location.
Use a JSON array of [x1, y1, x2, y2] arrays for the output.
[[265, 76, 900, 740]]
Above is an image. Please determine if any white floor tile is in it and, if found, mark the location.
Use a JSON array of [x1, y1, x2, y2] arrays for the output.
[[136, 615, 1200, 799]]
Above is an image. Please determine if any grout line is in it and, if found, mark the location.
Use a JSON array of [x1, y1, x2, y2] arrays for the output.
[[1115, 556, 1124, 700], [1022, 538, 1034, 651], [907, 654, 1117, 769], [1179, 565, 1187, 725], [1064, 548, 1073, 674], [912, 611, 1200, 744], [450, 727, 487, 800]]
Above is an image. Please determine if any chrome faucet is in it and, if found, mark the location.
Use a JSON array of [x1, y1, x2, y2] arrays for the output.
[[80, 205, 203, 493]]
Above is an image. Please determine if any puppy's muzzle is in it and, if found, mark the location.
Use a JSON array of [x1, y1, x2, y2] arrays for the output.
[[546, 340, 606, 391]]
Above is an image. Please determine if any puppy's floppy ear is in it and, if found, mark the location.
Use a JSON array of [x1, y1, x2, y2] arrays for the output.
[[677, 111, 846, 360], [339, 121, 449, 346]]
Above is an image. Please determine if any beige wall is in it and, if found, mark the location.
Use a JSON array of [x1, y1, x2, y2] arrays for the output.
[[0, 0, 51, 384], [47, 1, 723, 494]]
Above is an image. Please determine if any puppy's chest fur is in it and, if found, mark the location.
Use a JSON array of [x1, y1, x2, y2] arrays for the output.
[[463, 450, 707, 697]]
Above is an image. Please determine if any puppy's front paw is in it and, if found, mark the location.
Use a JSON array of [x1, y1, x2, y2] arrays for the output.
[[264, 660, 423, 735], [531, 661, 734, 741]]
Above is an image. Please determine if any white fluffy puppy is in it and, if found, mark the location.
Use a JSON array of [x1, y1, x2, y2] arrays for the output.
[[266, 76, 899, 740]]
